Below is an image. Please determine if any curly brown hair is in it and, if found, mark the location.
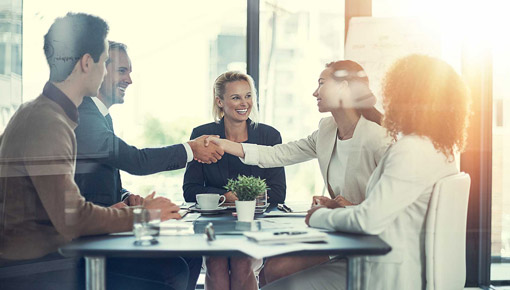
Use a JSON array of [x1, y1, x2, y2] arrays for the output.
[[382, 54, 471, 159]]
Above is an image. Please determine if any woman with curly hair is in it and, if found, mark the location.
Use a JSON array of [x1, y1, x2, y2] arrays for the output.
[[260, 54, 472, 289]]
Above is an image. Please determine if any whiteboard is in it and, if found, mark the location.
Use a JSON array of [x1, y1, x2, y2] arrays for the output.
[[345, 17, 442, 111]]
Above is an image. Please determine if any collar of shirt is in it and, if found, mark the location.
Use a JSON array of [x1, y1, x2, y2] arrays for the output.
[[218, 117, 256, 142], [42, 82, 79, 123], [90, 96, 110, 117]]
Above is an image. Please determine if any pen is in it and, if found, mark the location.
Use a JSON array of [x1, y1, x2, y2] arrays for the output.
[[277, 204, 293, 213], [282, 204, 292, 213], [273, 231, 307, 235]]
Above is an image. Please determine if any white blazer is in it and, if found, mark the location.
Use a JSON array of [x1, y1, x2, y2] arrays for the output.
[[309, 135, 459, 290], [242, 116, 390, 203]]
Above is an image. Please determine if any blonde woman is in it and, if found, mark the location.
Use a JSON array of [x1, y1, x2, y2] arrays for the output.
[[183, 71, 286, 290], [206, 60, 392, 286]]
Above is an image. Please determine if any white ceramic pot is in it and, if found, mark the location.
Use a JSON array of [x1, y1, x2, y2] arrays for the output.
[[235, 200, 256, 222]]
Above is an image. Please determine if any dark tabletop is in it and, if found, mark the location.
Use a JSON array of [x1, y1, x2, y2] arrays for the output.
[[59, 204, 391, 259]]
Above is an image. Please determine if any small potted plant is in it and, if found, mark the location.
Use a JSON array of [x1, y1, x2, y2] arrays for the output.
[[224, 175, 268, 222]]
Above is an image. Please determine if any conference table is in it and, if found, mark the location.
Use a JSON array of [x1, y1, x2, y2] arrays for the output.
[[59, 203, 391, 290]]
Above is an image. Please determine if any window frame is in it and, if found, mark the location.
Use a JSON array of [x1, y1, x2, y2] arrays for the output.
[[246, 1, 495, 286]]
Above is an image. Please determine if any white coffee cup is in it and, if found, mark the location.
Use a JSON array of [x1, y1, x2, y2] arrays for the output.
[[196, 194, 226, 210]]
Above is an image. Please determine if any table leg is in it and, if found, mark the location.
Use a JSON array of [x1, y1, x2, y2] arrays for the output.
[[347, 256, 363, 290], [85, 256, 106, 290]]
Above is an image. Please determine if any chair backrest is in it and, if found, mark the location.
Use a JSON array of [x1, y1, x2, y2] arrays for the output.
[[425, 172, 471, 290]]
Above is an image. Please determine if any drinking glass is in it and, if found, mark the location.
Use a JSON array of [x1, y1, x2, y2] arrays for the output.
[[133, 208, 161, 246]]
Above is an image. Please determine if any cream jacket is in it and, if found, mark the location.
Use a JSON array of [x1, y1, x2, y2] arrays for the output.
[[241, 116, 390, 203], [309, 135, 459, 290]]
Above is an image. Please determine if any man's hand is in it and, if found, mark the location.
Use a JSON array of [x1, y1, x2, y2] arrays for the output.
[[111, 202, 127, 209], [305, 205, 325, 226], [123, 194, 144, 206], [188, 135, 224, 164], [144, 195, 181, 221], [224, 191, 238, 203], [143, 191, 156, 204], [312, 196, 341, 209]]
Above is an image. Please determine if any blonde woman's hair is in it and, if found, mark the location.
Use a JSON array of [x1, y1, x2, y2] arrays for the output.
[[212, 71, 259, 125], [382, 54, 471, 159]]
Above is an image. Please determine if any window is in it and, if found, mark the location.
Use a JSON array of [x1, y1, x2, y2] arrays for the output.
[[491, 37, 510, 283], [374, 0, 510, 285], [23, 1, 247, 202], [0, 43, 5, 75], [259, 0, 345, 201], [11, 43, 21, 75], [0, 0, 22, 131]]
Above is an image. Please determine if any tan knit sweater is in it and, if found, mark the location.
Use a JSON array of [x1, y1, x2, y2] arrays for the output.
[[0, 94, 133, 261]]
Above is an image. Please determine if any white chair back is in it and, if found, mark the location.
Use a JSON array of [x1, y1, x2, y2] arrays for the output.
[[425, 172, 471, 290]]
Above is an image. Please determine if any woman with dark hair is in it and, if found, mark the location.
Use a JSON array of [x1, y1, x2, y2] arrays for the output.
[[207, 60, 392, 285], [258, 54, 472, 289]]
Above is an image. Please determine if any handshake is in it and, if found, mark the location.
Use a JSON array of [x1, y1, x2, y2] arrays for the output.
[[187, 135, 225, 164]]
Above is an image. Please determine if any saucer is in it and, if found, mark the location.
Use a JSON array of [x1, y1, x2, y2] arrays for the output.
[[195, 204, 225, 210], [191, 206, 228, 214], [222, 202, 268, 210]]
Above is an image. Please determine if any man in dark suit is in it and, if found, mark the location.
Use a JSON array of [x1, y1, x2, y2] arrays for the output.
[[74, 41, 215, 290], [74, 41, 223, 208]]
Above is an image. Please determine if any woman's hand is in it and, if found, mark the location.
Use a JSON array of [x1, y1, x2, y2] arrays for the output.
[[204, 137, 245, 159], [333, 195, 355, 207], [204, 135, 222, 148], [305, 205, 325, 226], [224, 191, 238, 203], [312, 196, 341, 209]]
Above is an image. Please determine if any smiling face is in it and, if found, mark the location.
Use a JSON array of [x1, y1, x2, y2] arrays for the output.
[[312, 68, 352, 113], [216, 80, 253, 123], [98, 48, 132, 108]]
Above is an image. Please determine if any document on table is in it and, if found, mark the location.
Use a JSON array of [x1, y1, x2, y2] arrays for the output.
[[180, 212, 200, 222], [281, 202, 313, 213], [258, 217, 308, 230], [160, 220, 194, 235], [263, 211, 307, 217]]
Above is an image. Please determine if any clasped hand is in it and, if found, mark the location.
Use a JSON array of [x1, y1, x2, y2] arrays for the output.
[[312, 195, 355, 209], [111, 191, 182, 221], [305, 195, 355, 226], [188, 135, 224, 164]]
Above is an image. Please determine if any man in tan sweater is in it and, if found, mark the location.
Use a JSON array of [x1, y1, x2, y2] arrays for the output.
[[0, 13, 203, 290]]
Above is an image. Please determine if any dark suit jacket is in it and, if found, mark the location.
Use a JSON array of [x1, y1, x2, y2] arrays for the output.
[[183, 119, 286, 203], [74, 97, 188, 206]]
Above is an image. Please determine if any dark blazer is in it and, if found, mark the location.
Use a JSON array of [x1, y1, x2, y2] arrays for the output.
[[74, 97, 188, 206], [183, 118, 286, 203]]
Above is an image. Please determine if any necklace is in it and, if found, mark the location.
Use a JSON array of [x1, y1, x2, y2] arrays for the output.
[[337, 119, 358, 140]]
